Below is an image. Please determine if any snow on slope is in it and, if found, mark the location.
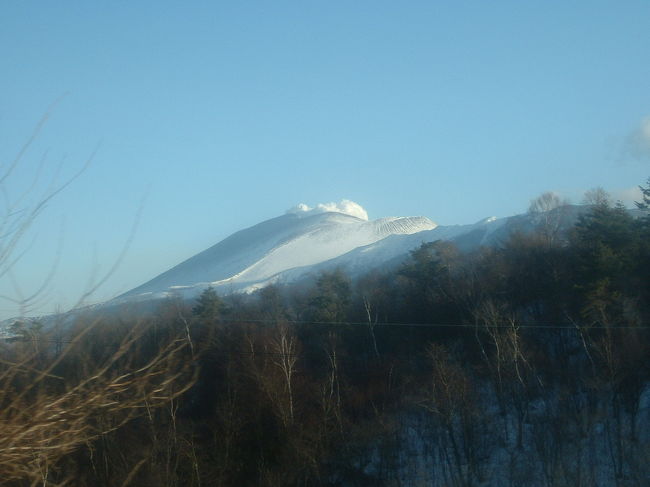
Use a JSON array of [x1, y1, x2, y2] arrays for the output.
[[254, 215, 510, 287], [120, 201, 594, 304], [119, 201, 436, 302], [233, 204, 604, 294]]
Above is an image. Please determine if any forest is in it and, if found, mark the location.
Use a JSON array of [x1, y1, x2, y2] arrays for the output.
[[1, 184, 650, 486]]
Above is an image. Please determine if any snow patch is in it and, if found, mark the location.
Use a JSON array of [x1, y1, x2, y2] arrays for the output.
[[475, 216, 498, 224], [287, 199, 369, 221]]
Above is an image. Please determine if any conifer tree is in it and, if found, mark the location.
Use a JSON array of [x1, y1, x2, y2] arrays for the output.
[[636, 177, 650, 209], [307, 269, 351, 323], [192, 286, 223, 322]]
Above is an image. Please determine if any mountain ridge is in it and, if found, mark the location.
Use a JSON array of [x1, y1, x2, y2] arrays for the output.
[[118, 207, 437, 302], [114, 201, 613, 306]]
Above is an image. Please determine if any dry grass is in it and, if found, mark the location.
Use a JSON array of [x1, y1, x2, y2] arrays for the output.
[[0, 319, 196, 486]]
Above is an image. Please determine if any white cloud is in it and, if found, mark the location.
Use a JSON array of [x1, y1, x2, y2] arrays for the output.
[[642, 118, 650, 140], [624, 117, 650, 162], [610, 186, 643, 207], [286, 199, 369, 221]]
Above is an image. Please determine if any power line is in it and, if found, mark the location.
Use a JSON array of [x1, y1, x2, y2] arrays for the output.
[[202, 317, 650, 330], [3, 319, 650, 346]]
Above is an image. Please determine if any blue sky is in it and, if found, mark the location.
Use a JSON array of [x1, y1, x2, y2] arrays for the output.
[[1, 1, 649, 317]]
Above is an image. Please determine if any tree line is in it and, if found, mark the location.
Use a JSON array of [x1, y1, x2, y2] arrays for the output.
[[2, 183, 650, 486]]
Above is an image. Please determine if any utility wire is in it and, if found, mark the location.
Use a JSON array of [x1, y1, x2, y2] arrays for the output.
[[4, 318, 650, 346], [213, 318, 650, 330]]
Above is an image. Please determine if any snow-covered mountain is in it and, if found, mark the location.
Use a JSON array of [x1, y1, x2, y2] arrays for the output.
[[115, 200, 581, 304], [118, 201, 437, 302]]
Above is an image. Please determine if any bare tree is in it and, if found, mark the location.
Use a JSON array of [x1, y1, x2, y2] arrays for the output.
[[269, 323, 299, 426], [0, 320, 195, 485], [363, 296, 380, 359], [321, 331, 343, 434], [245, 323, 300, 428], [582, 187, 612, 207], [0, 111, 193, 485], [0, 108, 94, 316], [528, 191, 570, 246], [473, 300, 537, 452], [421, 343, 480, 487], [0, 108, 142, 319]]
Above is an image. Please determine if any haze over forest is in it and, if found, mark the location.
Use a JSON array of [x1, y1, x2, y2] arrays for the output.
[[1, 2, 650, 318]]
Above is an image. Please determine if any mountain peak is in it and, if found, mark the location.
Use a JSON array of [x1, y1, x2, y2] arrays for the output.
[[286, 199, 369, 221], [119, 201, 440, 302]]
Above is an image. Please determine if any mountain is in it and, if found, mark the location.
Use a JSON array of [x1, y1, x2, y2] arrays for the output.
[[117, 203, 436, 302], [115, 201, 587, 304]]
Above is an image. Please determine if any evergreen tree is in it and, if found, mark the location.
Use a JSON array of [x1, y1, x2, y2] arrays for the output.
[[306, 269, 351, 323], [635, 177, 650, 210], [192, 286, 224, 322], [571, 202, 639, 324], [398, 241, 460, 324], [257, 284, 290, 321]]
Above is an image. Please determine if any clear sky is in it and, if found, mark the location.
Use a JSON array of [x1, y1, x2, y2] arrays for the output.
[[1, 1, 649, 318]]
